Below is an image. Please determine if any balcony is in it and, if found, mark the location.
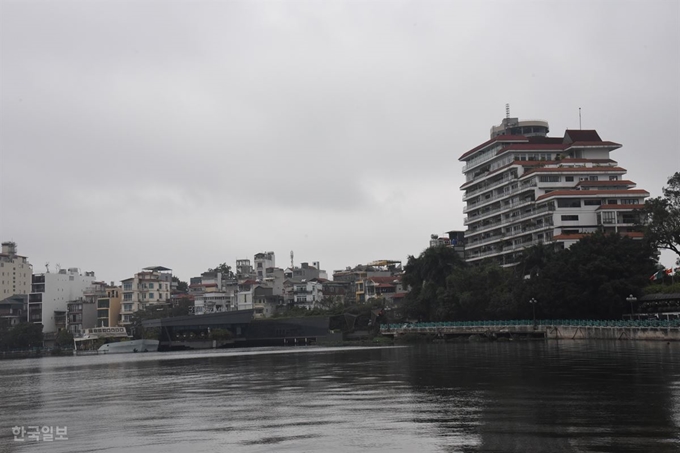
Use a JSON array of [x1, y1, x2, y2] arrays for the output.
[[464, 181, 537, 213]]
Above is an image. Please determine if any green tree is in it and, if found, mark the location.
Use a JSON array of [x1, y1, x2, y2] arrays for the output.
[[172, 276, 188, 293], [207, 263, 235, 279], [401, 245, 466, 321], [55, 329, 74, 349], [2, 323, 44, 350], [515, 232, 658, 319], [638, 172, 680, 260]]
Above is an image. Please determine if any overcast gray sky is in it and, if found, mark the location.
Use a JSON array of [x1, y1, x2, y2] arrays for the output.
[[1, 0, 679, 283]]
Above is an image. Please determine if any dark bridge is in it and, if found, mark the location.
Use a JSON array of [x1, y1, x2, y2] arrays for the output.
[[143, 310, 337, 350]]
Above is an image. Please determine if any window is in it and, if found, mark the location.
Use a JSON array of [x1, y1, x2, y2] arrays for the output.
[[539, 175, 560, 183], [602, 212, 615, 224], [589, 176, 598, 181], [123, 304, 133, 312], [622, 199, 638, 204], [566, 176, 574, 182], [557, 198, 581, 208], [561, 215, 579, 221], [123, 293, 132, 301], [608, 199, 618, 205], [98, 299, 109, 308], [149, 292, 154, 299], [584, 199, 602, 206], [97, 309, 108, 318], [148, 283, 154, 289], [609, 175, 618, 181]]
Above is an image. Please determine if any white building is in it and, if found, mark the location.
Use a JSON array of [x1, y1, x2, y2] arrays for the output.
[[459, 114, 649, 265], [29, 267, 97, 333], [0, 242, 32, 297], [254, 252, 275, 280], [290, 279, 324, 310]]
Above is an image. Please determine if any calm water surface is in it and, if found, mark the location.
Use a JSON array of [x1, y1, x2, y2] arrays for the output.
[[1, 341, 679, 452]]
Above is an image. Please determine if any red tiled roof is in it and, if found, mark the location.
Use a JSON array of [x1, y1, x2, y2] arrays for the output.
[[564, 130, 602, 142], [496, 143, 566, 156], [521, 166, 626, 178], [536, 189, 649, 201], [376, 283, 395, 288], [566, 141, 621, 149], [577, 180, 635, 187], [367, 276, 401, 284], [392, 293, 408, 298], [241, 279, 258, 285], [458, 135, 528, 161], [597, 204, 645, 210]]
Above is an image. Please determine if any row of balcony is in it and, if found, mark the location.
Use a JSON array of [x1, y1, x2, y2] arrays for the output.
[[465, 198, 535, 226], [463, 174, 516, 201], [467, 222, 554, 250], [464, 181, 537, 213]]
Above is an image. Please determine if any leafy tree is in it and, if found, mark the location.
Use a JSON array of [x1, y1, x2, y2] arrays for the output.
[[449, 262, 518, 320], [1, 323, 44, 350], [515, 232, 658, 319], [172, 276, 188, 293], [207, 263, 235, 279], [638, 172, 680, 259], [401, 245, 466, 321], [55, 329, 74, 349]]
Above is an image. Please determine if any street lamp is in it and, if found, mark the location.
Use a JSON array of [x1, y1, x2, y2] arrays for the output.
[[529, 298, 538, 328], [626, 294, 637, 320]]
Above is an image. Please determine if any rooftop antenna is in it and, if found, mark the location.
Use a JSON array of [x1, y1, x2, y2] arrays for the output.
[[290, 250, 294, 269], [45, 262, 50, 273], [505, 103, 510, 119], [579, 107, 582, 130]]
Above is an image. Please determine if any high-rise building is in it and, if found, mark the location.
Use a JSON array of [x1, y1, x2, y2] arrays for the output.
[[0, 241, 32, 297], [459, 114, 649, 266]]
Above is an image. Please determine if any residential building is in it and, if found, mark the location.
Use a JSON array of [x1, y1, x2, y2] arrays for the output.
[[29, 267, 97, 333], [254, 252, 275, 280], [0, 242, 32, 297], [97, 285, 122, 328], [119, 266, 172, 327], [459, 114, 649, 266], [358, 276, 406, 306], [0, 294, 27, 327], [288, 279, 324, 310], [236, 259, 255, 279]]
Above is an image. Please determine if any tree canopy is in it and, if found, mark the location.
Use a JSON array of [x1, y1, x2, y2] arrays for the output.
[[638, 172, 680, 260]]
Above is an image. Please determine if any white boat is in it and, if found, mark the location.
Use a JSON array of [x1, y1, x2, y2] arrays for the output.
[[98, 339, 159, 354], [74, 327, 159, 354]]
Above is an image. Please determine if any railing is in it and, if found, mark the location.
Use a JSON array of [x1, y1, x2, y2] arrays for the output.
[[464, 181, 537, 213], [380, 319, 680, 331]]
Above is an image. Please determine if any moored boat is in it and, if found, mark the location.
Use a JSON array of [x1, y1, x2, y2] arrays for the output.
[[74, 327, 159, 354]]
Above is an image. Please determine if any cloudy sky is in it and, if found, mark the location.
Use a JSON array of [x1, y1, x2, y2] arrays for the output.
[[1, 0, 678, 283]]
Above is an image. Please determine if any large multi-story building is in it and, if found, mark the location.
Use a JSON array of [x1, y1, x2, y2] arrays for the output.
[[254, 252, 275, 280], [29, 267, 97, 333], [0, 242, 32, 298], [459, 114, 649, 266]]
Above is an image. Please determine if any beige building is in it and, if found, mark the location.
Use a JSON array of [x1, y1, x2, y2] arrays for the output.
[[120, 266, 172, 327], [0, 242, 32, 297]]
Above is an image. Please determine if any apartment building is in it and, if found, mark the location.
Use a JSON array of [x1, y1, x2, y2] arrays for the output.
[[0, 242, 32, 297], [29, 267, 97, 333], [119, 266, 172, 327], [459, 114, 649, 265]]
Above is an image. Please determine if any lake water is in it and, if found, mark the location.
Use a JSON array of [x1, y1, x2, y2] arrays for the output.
[[1, 341, 679, 452]]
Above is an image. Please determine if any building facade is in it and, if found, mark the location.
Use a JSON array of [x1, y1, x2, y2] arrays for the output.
[[29, 268, 97, 333], [459, 115, 649, 265], [0, 242, 32, 298], [119, 266, 172, 327]]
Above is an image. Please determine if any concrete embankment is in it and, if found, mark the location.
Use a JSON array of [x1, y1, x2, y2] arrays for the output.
[[545, 326, 680, 341]]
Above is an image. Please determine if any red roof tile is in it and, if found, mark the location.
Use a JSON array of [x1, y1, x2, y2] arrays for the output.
[[521, 166, 626, 178], [564, 130, 602, 142], [566, 140, 622, 149], [459, 135, 528, 161], [597, 204, 645, 210], [536, 189, 649, 201], [577, 180, 635, 187], [554, 231, 644, 240]]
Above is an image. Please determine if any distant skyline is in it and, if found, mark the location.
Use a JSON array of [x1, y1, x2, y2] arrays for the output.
[[1, 0, 678, 283]]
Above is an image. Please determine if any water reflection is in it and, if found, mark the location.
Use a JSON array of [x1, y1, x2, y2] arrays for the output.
[[0, 342, 679, 452]]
